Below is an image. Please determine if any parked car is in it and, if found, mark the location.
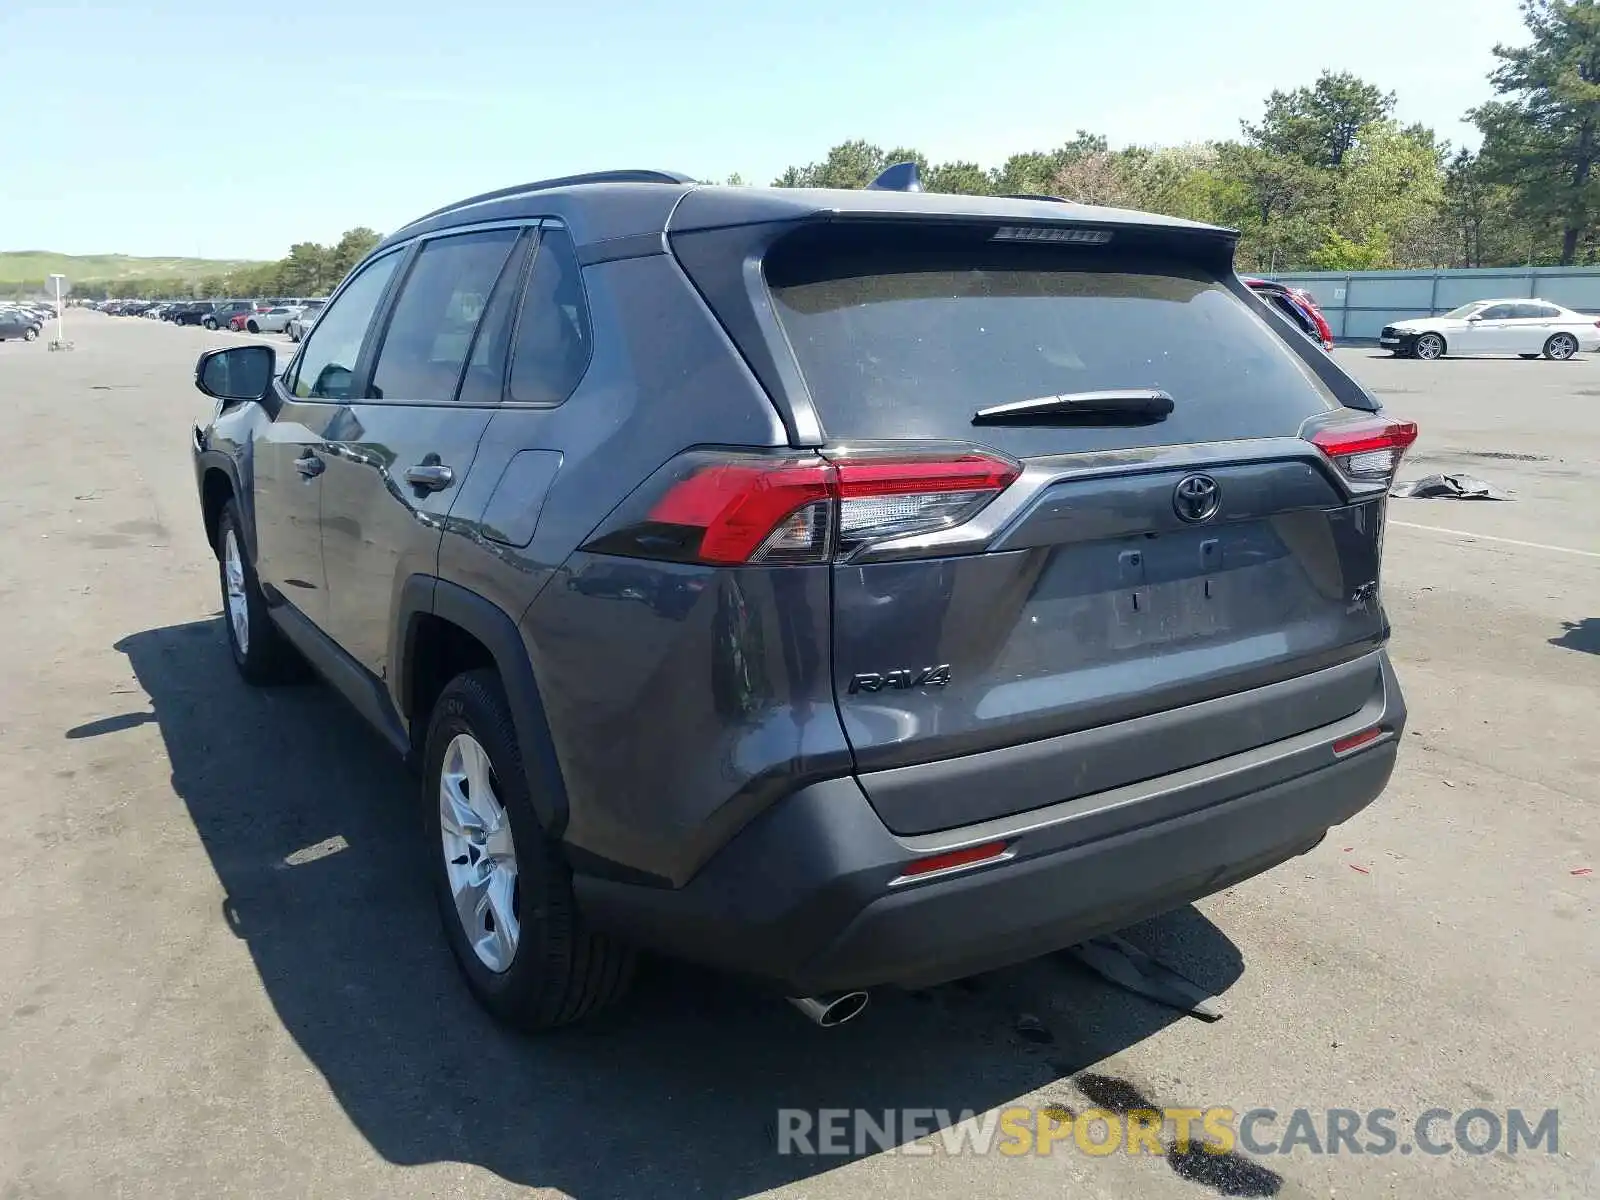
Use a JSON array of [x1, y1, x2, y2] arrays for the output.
[[1380, 299, 1600, 360], [172, 302, 216, 326], [0, 312, 41, 341], [191, 167, 1411, 1032], [1243, 278, 1333, 350], [203, 300, 255, 330], [286, 300, 324, 342], [245, 304, 305, 334]]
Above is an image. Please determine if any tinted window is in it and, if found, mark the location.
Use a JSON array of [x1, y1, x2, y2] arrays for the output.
[[368, 229, 519, 402], [1478, 304, 1515, 320], [1528, 303, 1562, 318], [766, 228, 1336, 450], [289, 252, 401, 400], [507, 226, 591, 406], [455, 232, 532, 406]]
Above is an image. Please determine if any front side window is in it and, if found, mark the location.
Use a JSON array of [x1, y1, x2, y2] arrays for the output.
[[368, 229, 520, 402], [289, 252, 401, 400], [507, 226, 592, 406], [1478, 304, 1515, 320]]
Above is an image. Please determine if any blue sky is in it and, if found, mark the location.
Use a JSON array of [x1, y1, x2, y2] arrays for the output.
[[1, 0, 1529, 261]]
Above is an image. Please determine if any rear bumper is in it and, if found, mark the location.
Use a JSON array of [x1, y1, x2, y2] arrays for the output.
[[576, 650, 1405, 994]]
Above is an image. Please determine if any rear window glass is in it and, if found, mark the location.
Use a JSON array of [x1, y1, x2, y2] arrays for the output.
[[766, 233, 1335, 449]]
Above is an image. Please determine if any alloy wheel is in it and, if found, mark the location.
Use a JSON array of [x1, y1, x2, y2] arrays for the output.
[[223, 528, 249, 655], [439, 732, 520, 973]]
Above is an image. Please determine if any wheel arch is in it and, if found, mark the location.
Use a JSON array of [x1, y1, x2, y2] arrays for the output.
[[197, 451, 252, 560], [395, 576, 570, 836]]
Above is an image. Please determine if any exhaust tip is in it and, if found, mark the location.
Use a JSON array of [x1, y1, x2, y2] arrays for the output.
[[787, 991, 870, 1027]]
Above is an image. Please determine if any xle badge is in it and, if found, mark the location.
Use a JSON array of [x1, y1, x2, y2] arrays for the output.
[[848, 665, 953, 694]]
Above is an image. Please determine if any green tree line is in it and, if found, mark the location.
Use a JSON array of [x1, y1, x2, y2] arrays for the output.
[[60, 228, 383, 301], [763, 1, 1600, 271]]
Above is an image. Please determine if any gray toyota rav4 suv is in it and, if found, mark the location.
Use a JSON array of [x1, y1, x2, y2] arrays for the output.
[[191, 168, 1411, 1031]]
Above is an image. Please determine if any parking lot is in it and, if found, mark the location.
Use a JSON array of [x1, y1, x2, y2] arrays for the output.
[[0, 313, 1594, 1199]]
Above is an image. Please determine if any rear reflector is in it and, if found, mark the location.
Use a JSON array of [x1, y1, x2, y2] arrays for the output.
[[1308, 417, 1419, 483], [892, 840, 1012, 884], [1332, 727, 1385, 755], [590, 447, 1022, 566]]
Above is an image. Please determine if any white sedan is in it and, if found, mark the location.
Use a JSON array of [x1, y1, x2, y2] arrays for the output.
[[245, 304, 306, 334], [1381, 299, 1600, 360]]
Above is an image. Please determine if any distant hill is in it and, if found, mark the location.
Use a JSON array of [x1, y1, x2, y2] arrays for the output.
[[0, 251, 264, 287]]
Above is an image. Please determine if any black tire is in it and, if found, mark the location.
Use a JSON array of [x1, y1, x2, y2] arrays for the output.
[[1519, 353, 1541, 359], [1543, 332, 1579, 360], [216, 500, 300, 684], [246, 320, 259, 333], [203, 318, 218, 330], [423, 669, 635, 1031], [22, 327, 37, 342]]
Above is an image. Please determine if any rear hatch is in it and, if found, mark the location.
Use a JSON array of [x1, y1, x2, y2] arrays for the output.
[[672, 210, 1404, 835]]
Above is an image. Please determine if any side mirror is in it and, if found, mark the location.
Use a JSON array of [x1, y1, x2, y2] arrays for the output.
[[195, 345, 275, 402], [1466, 314, 1482, 322]]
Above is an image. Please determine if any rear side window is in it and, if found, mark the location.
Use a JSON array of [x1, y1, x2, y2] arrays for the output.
[[765, 228, 1337, 449], [507, 226, 591, 406], [369, 228, 520, 402]]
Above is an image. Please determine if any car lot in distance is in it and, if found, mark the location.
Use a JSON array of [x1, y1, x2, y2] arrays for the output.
[[0, 314, 1594, 1200]]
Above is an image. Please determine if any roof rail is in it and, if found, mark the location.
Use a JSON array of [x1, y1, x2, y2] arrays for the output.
[[398, 169, 697, 232], [997, 193, 1073, 204]]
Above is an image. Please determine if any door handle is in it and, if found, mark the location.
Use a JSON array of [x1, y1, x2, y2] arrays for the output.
[[294, 452, 324, 478], [404, 462, 455, 492]]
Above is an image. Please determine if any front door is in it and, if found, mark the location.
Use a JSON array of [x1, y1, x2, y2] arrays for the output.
[[318, 226, 528, 680], [263, 249, 407, 635], [251, 383, 334, 628], [1466, 302, 1520, 353]]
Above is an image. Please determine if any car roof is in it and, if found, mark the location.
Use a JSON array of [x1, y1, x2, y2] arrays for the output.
[[376, 170, 1235, 259]]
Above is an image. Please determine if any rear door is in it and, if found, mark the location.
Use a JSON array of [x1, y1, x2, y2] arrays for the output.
[[758, 222, 1398, 832], [317, 225, 528, 678]]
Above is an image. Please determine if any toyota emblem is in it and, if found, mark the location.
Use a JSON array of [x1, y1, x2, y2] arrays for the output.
[[1173, 474, 1221, 523]]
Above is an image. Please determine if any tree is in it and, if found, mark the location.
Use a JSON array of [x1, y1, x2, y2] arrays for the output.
[[1244, 71, 1396, 168], [1213, 141, 1331, 270], [1441, 149, 1532, 266], [773, 139, 893, 188], [1316, 121, 1447, 268], [1471, 0, 1600, 264], [326, 228, 382, 281], [923, 160, 992, 195], [1049, 151, 1143, 207], [277, 242, 332, 295]]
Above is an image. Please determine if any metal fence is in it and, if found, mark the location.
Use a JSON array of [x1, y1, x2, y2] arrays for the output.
[[1259, 266, 1600, 341]]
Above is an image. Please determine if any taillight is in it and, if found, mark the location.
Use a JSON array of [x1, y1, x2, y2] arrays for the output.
[[1308, 417, 1418, 484], [584, 447, 1021, 566]]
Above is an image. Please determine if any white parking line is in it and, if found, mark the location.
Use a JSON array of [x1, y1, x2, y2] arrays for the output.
[[1388, 519, 1600, 560]]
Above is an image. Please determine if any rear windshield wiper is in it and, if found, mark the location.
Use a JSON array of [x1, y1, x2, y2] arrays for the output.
[[973, 389, 1174, 425]]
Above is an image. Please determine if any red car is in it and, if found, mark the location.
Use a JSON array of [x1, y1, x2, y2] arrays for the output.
[[1243, 277, 1335, 350], [228, 311, 253, 331]]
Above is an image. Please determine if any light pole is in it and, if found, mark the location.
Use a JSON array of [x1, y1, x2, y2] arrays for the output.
[[47, 273, 71, 351]]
